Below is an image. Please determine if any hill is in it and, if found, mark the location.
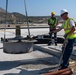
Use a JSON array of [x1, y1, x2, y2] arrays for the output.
[[0, 7, 61, 24], [0, 7, 6, 13]]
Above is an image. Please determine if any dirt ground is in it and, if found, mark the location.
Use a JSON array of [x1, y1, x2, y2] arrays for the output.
[[0, 24, 27, 28], [0, 23, 47, 28], [69, 61, 76, 74]]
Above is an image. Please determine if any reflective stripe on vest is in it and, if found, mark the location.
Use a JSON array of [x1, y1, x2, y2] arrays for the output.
[[55, 18, 58, 26], [62, 18, 76, 39]]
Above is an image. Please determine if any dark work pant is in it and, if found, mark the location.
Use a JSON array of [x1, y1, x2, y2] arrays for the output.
[[49, 29, 57, 45], [61, 38, 76, 68]]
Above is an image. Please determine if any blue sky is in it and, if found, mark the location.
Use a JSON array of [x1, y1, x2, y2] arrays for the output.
[[0, 0, 76, 21]]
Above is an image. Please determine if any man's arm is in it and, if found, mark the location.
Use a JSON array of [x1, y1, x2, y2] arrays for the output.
[[53, 28, 63, 33], [67, 20, 76, 35], [48, 19, 52, 28], [48, 19, 50, 26], [56, 19, 59, 26], [67, 26, 76, 35], [53, 18, 58, 28]]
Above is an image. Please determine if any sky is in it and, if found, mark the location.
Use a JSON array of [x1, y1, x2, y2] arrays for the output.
[[0, 0, 76, 21]]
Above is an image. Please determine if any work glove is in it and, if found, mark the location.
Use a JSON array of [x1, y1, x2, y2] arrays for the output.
[[63, 33, 68, 38], [53, 26, 56, 29], [49, 31, 53, 34]]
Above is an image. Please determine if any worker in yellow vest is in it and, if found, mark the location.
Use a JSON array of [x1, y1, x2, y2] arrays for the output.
[[53, 9, 76, 70], [48, 12, 58, 46]]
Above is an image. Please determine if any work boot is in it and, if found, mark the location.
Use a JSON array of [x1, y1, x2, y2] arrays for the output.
[[58, 66, 68, 70]]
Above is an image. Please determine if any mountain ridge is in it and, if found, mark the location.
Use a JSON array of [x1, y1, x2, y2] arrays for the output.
[[0, 7, 6, 13], [0, 7, 61, 24]]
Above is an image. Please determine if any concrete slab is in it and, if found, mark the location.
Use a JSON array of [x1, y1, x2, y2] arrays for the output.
[[0, 43, 59, 75], [0, 28, 75, 75], [35, 44, 76, 60]]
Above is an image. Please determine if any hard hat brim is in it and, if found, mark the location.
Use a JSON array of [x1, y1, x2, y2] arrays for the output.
[[61, 12, 68, 17]]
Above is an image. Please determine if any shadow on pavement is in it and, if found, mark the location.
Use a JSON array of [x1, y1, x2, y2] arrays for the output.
[[0, 57, 58, 75], [4, 66, 59, 75], [4, 73, 17, 75], [0, 61, 21, 71]]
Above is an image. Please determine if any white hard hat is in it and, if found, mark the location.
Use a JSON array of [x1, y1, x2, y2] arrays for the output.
[[60, 9, 68, 16]]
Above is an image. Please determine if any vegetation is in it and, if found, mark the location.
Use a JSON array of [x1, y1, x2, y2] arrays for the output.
[[0, 7, 61, 24]]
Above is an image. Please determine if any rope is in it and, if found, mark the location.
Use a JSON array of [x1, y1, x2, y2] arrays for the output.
[[24, 0, 31, 38]]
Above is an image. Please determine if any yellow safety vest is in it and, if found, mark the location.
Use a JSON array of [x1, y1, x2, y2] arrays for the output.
[[49, 17, 58, 27], [62, 18, 76, 39]]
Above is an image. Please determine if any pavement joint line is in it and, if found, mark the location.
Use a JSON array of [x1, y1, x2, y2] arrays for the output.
[[48, 46, 76, 56], [34, 45, 60, 58], [34, 44, 76, 61]]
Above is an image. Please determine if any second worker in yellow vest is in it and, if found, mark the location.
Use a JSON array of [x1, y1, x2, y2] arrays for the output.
[[48, 11, 58, 46]]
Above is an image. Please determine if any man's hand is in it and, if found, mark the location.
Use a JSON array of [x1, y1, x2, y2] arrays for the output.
[[63, 33, 68, 38], [52, 30, 56, 33], [53, 26, 56, 29], [49, 31, 53, 34]]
